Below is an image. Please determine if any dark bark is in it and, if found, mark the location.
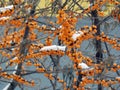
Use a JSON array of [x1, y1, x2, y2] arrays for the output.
[[5, 63, 22, 90], [76, 72, 82, 87], [89, 1, 103, 90], [3, 1, 39, 89], [5, 25, 29, 90], [91, 9, 103, 62], [23, 26, 29, 40], [91, 9, 103, 90]]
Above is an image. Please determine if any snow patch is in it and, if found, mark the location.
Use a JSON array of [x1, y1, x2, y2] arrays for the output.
[[51, 27, 56, 30], [59, 25, 62, 29], [41, 24, 46, 27], [3, 83, 11, 90], [12, 57, 18, 60], [40, 45, 66, 51], [13, 65, 18, 74], [3, 57, 18, 90], [0, 5, 13, 12], [72, 31, 83, 41], [0, 16, 9, 20], [79, 62, 90, 69]]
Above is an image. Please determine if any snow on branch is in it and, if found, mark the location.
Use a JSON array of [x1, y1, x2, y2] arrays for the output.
[[0, 5, 13, 12], [0, 16, 9, 20], [79, 62, 90, 69], [3, 83, 11, 90], [40, 45, 66, 51], [72, 31, 83, 41], [3, 64, 18, 90], [12, 64, 18, 74]]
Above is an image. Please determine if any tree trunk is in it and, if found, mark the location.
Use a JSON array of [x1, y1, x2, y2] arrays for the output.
[[90, 1, 103, 90], [91, 7, 103, 90], [3, 1, 40, 90]]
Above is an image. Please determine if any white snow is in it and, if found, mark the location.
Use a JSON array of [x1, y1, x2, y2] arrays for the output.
[[11, 57, 18, 74], [90, 3, 93, 7], [11, 48, 15, 51], [79, 62, 90, 69], [40, 45, 66, 51], [0, 5, 13, 12], [41, 24, 46, 27], [3, 83, 11, 90], [72, 31, 83, 41], [59, 25, 62, 29], [12, 57, 18, 60], [0, 16, 9, 20], [2, 64, 18, 90], [13, 65, 18, 74], [51, 27, 56, 30]]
